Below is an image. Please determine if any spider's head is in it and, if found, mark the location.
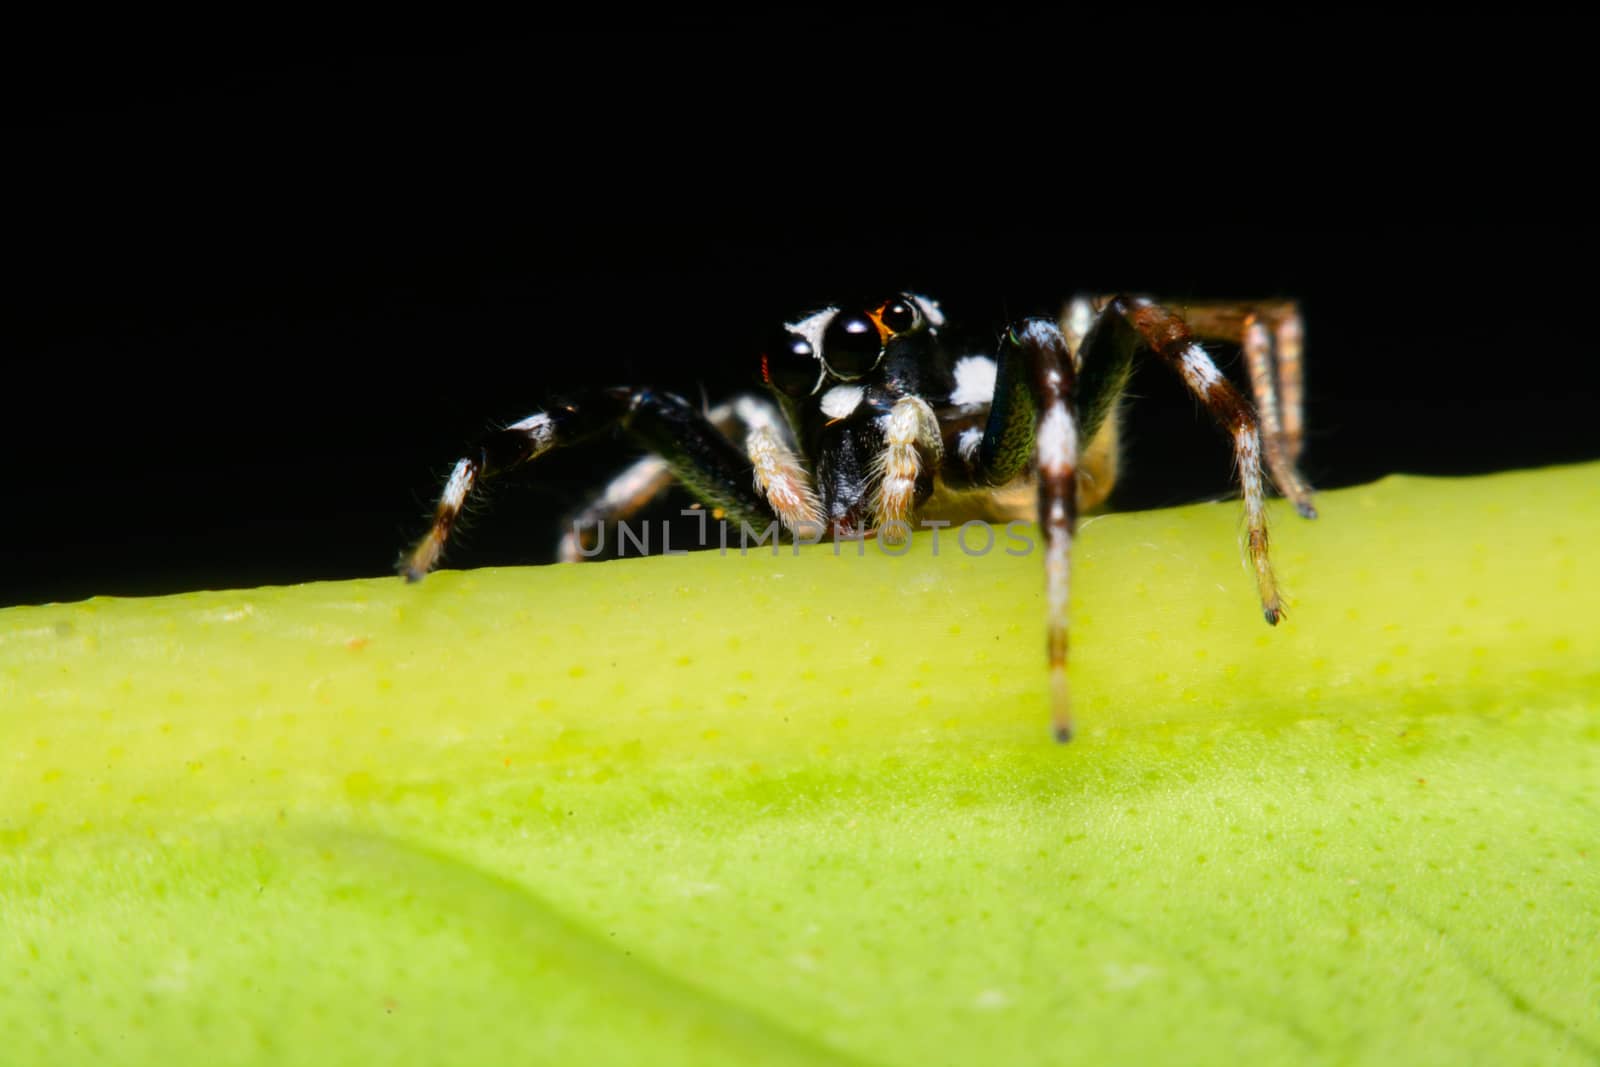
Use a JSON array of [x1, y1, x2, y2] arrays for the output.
[[760, 293, 947, 535]]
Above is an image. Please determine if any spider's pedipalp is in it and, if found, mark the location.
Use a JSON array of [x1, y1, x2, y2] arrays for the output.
[[748, 423, 824, 539], [872, 396, 943, 542]]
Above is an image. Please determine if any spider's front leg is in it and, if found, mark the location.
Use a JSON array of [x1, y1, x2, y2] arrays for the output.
[[946, 319, 1082, 741], [554, 395, 821, 561], [401, 387, 779, 580]]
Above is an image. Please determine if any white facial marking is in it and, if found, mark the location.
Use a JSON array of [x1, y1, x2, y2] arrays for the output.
[[786, 308, 834, 385], [1035, 402, 1078, 475], [908, 293, 946, 327], [784, 307, 836, 350], [820, 384, 865, 420], [950, 355, 998, 409], [777, 307, 836, 395]]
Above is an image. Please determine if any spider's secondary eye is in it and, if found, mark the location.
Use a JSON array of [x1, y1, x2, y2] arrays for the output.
[[761, 331, 821, 397], [822, 312, 883, 379], [880, 298, 917, 334]]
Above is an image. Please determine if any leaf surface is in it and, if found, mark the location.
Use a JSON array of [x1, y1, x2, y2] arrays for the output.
[[3, 464, 1597, 1065]]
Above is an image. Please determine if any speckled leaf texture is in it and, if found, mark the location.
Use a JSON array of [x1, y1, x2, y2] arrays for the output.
[[3, 463, 1596, 1066]]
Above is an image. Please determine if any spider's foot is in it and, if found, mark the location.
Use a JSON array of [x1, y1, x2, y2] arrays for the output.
[[877, 521, 911, 545], [1248, 528, 1284, 627], [399, 531, 445, 583], [402, 457, 477, 582], [558, 527, 606, 563], [1295, 499, 1319, 521], [1050, 666, 1074, 743]]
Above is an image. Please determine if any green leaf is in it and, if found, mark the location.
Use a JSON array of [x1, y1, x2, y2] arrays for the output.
[[3, 463, 1597, 1066]]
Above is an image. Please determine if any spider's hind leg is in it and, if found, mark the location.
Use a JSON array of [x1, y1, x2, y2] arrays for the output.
[[1154, 298, 1314, 515], [1062, 294, 1121, 511], [1088, 296, 1314, 624]]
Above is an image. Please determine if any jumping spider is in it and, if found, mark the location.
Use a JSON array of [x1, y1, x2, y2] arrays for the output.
[[401, 294, 1317, 741]]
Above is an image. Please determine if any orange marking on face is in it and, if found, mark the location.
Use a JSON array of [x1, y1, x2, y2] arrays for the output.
[[866, 304, 894, 344], [760, 352, 772, 385]]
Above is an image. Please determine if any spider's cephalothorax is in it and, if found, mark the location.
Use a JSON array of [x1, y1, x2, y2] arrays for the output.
[[759, 295, 954, 540], [401, 293, 1317, 741]]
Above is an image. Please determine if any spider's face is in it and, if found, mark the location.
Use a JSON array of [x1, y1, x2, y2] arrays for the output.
[[760, 294, 945, 400], [760, 294, 950, 534]]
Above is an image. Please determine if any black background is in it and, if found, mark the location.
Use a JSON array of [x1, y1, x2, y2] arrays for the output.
[[8, 23, 1595, 607]]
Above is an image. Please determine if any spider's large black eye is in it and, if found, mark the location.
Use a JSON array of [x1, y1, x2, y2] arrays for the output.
[[822, 312, 883, 379], [761, 330, 821, 397], [880, 298, 917, 335]]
